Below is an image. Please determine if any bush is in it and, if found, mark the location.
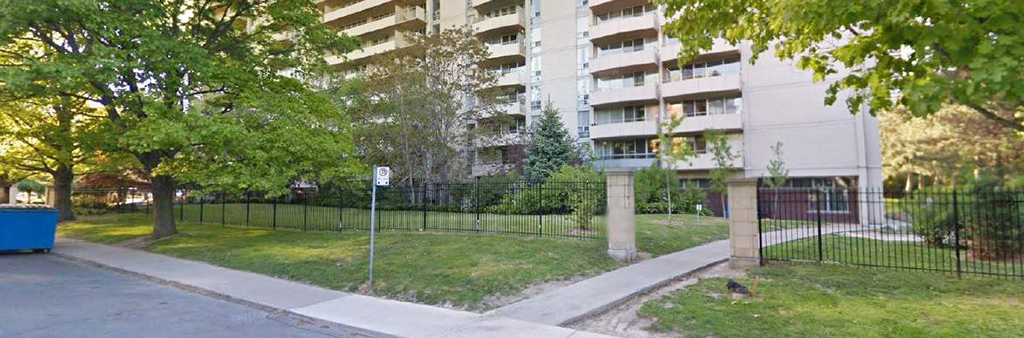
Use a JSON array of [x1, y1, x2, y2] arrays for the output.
[[909, 203, 957, 247], [964, 186, 1023, 260], [73, 194, 110, 210]]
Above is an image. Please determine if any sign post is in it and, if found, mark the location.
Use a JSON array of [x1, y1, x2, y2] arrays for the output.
[[696, 204, 703, 224], [368, 166, 390, 289]]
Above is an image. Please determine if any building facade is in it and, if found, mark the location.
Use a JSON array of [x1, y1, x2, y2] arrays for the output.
[[316, 0, 884, 200]]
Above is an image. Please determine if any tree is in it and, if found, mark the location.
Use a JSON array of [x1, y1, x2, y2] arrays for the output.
[[0, 96, 103, 221], [705, 130, 739, 214], [880, 105, 1023, 189], [655, 114, 696, 224], [524, 103, 576, 182], [15, 179, 45, 203], [657, 0, 1024, 132], [0, 0, 360, 238], [356, 27, 502, 185], [764, 141, 789, 215]]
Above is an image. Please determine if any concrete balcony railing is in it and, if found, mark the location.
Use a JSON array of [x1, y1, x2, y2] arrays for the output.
[[594, 157, 656, 170], [590, 84, 658, 107], [661, 38, 738, 61], [475, 132, 525, 147], [473, 11, 525, 35], [661, 74, 742, 99], [471, 0, 502, 7], [342, 7, 426, 37], [671, 150, 744, 171], [590, 13, 656, 42], [495, 70, 527, 87], [590, 48, 657, 74], [667, 113, 743, 134], [589, 120, 657, 140], [472, 163, 516, 177], [326, 32, 411, 65], [323, 0, 393, 24], [486, 42, 526, 60]]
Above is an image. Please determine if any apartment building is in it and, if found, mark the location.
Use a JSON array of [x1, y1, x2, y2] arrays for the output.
[[316, 0, 884, 213]]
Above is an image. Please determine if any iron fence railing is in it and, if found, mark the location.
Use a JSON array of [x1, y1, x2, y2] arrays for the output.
[[757, 187, 1023, 279], [76, 180, 607, 240]]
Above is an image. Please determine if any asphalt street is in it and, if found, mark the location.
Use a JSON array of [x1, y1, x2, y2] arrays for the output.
[[0, 253, 381, 338]]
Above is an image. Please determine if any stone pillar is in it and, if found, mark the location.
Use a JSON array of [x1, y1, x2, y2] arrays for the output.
[[727, 178, 760, 268], [605, 169, 637, 262]]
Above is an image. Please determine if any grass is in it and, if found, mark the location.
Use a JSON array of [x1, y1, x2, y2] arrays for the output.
[[59, 212, 729, 310], [764, 235, 1023, 277], [639, 263, 1024, 338]]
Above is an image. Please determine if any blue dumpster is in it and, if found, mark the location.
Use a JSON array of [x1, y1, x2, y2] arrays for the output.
[[0, 204, 58, 253]]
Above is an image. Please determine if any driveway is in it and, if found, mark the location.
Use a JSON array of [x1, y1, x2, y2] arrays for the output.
[[0, 254, 380, 338]]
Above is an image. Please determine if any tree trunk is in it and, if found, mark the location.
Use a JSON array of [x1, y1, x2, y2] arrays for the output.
[[0, 185, 9, 204], [53, 165, 75, 222], [904, 174, 913, 193], [151, 175, 178, 239]]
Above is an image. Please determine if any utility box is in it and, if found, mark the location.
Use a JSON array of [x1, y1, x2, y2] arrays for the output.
[[0, 204, 58, 253]]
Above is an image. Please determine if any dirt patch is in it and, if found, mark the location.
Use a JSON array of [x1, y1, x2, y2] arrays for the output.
[[479, 274, 591, 311], [115, 236, 165, 249], [569, 262, 747, 338]]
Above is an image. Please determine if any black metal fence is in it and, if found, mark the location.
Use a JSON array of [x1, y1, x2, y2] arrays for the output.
[[82, 180, 608, 240], [758, 187, 1023, 279]]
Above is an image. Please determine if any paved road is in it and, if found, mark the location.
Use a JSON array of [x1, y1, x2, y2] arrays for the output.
[[0, 254, 381, 338]]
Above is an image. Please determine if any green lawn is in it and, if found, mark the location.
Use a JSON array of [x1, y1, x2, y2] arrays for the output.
[[763, 235, 1023, 276], [59, 212, 728, 310], [639, 263, 1024, 338]]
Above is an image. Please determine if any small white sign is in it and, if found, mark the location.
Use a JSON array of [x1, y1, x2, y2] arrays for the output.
[[375, 166, 390, 186], [696, 204, 703, 211]]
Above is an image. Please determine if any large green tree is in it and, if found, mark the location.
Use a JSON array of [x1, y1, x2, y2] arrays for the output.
[[657, 0, 1023, 132], [524, 103, 576, 182], [0, 96, 103, 221], [0, 0, 359, 238], [355, 27, 502, 185]]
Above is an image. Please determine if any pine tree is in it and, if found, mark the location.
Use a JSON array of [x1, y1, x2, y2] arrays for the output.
[[524, 103, 576, 182]]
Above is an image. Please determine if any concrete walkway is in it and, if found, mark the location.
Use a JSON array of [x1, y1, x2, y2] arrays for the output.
[[490, 224, 867, 326], [53, 238, 617, 338]]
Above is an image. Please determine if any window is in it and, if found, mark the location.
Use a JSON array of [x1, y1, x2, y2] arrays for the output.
[[595, 5, 656, 24], [596, 139, 654, 159], [595, 105, 646, 125], [596, 72, 656, 91], [672, 96, 742, 117], [786, 177, 856, 212], [664, 56, 741, 82], [597, 38, 655, 57]]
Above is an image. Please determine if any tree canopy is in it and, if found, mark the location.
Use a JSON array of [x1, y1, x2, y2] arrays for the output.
[[657, 0, 1023, 131], [0, 0, 361, 237]]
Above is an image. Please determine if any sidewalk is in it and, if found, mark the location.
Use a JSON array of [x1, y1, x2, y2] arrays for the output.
[[53, 238, 618, 338], [490, 225, 866, 325]]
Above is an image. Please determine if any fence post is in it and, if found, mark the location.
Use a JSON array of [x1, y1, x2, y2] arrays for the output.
[[421, 183, 427, 231], [816, 189, 824, 263], [537, 182, 543, 236], [756, 185, 764, 266], [272, 199, 277, 230], [199, 195, 205, 223], [727, 178, 760, 268], [605, 169, 637, 262], [952, 189, 962, 279], [179, 195, 184, 221], [476, 177, 481, 233], [245, 191, 250, 227], [338, 189, 344, 230], [303, 193, 308, 232], [221, 192, 226, 226]]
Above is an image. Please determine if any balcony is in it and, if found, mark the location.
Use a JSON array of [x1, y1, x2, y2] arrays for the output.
[[473, 11, 525, 35], [475, 132, 525, 147], [486, 42, 526, 60], [590, 48, 657, 75], [667, 113, 743, 134], [661, 39, 738, 61], [590, 84, 657, 107], [323, 0, 393, 24], [594, 156, 656, 170], [496, 70, 527, 87], [590, 13, 657, 43], [472, 163, 516, 177], [670, 151, 744, 171], [661, 74, 742, 99], [327, 32, 411, 65], [471, 0, 503, 7], [341, 7, 425, 37], [589, 120, 657, 140]]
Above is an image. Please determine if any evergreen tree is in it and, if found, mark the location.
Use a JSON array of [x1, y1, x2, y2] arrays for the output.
[[524, 104, 576, 181]]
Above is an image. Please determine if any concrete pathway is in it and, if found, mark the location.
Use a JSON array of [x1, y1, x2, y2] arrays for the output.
[[490, 224, 867, 326], [53, 238, 617, 338]]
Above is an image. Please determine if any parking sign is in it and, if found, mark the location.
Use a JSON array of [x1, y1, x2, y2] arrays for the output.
[[375, 166, 390, 186]]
